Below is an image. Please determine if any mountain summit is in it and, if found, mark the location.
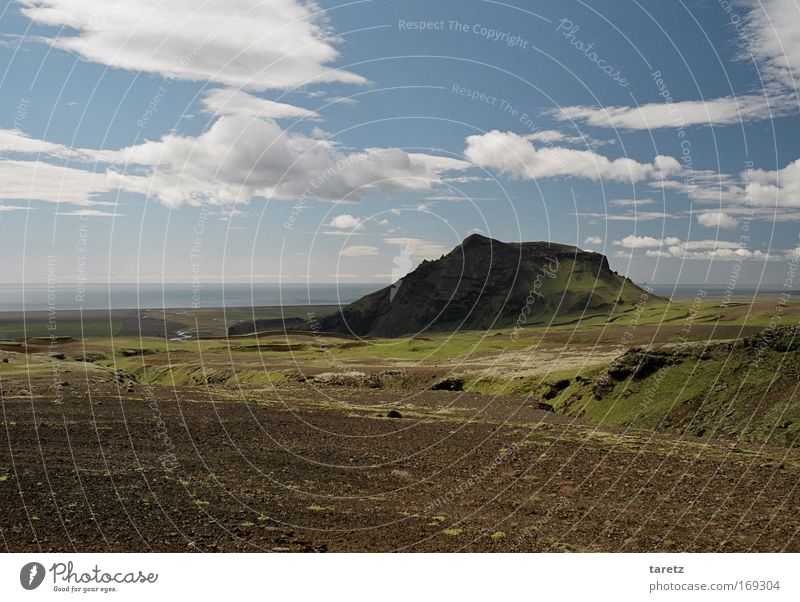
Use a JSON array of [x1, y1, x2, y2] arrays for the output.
[[319, 234, 655, 337]]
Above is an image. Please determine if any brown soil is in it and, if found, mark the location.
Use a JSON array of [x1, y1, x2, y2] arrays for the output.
[[1, 379, 798, 552]]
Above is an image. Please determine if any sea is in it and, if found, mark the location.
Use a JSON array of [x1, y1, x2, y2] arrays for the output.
[[0, 282, 787, 312], [0, 283, 379, 312]]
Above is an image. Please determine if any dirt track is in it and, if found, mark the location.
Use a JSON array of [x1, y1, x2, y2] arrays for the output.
[[1, 380, 798, 552]]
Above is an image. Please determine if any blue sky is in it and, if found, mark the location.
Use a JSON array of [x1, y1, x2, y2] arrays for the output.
[[1, 0, 799, 289]]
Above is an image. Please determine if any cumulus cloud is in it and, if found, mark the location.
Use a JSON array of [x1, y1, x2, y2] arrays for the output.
[[742, 0, 800, 90], [615, 235, 774, 260], [696, 211, 738, 229], [385, 237, 447, 260], [0, 159, 116, 206], [552, 94, 795, 130], [340, 245, 378, 257], [615, 235, 682, 249], [463, 130, 677, 183], [112, 116, 470, 205], [328, 214, 362, 230], [746, 158, 800, 208], [577, 211, 672, 222], [583, 236, 603, 245], [19, 0, 366, 90], [527, 129, 614, 147], [0, 117, 470, 207], [552, 1, 800, 130], [609, 198, 656, 207], [55, 209, 124, 217], [201, 88, 318, 120]]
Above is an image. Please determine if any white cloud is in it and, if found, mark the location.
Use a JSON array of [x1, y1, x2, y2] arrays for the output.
[[553, 94, 795, 130], [696, 211, 738, 229], [464, 130, 675, 183], [0, 159, 116, 205], [742, 0, 800, 90], [19, 0, 366, 90], [615, 235, 681, 249], [747, 158, 800, 208], [200, 88, 318, 120], [527, 129, 614, 147], [105, 116, 470, 206], [0, 129, 78, 158], [340, 245, 378, 257], [0, 117, 470, 207], [55, 209, 123, 217], [583, 236, 603, 245], [328, 214, 362, 230], [385, 237, 447, 260], [614, 235, 775, 261], [578, 211, 671, 222], [609, 198, 656, 207], [553, 1, 800, 131]]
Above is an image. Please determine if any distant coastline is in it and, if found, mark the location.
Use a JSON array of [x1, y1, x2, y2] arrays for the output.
[[0, 281, 790, 313], [0, 282, 377, 312]]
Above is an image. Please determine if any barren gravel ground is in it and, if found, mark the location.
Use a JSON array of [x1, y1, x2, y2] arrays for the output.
[[2, 379, 798, 552]]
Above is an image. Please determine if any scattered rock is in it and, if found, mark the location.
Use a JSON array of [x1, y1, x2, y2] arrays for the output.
[[121, 348, 159, 358], [542, 378, 570, 399], [76, 352, 107, 363], [310, 371, 380, 388], [430, 377, 464, 391]]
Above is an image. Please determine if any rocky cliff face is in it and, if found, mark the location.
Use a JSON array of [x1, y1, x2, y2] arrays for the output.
[[319, 234, 653, 337]]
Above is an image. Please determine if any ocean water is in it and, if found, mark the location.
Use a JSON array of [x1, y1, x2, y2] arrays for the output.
[[0, 282, 782, 312], [0, 283, 379, 312]]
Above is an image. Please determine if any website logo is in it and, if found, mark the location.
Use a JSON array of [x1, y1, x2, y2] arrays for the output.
[[20, 562, 45, 590]]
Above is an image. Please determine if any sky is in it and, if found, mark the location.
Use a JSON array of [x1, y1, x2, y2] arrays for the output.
[[1, 0, 800, 290]]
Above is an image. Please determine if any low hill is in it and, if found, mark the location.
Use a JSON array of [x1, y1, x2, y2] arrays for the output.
[[549, 325, 800, 446], [318, 234, 655, 337]]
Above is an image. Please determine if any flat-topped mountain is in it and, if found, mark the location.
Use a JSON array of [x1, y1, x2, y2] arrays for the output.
[[318, 234, 655, 337]]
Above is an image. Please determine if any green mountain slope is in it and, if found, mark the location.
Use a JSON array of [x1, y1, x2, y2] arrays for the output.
[[319, 234, 655, 337]]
